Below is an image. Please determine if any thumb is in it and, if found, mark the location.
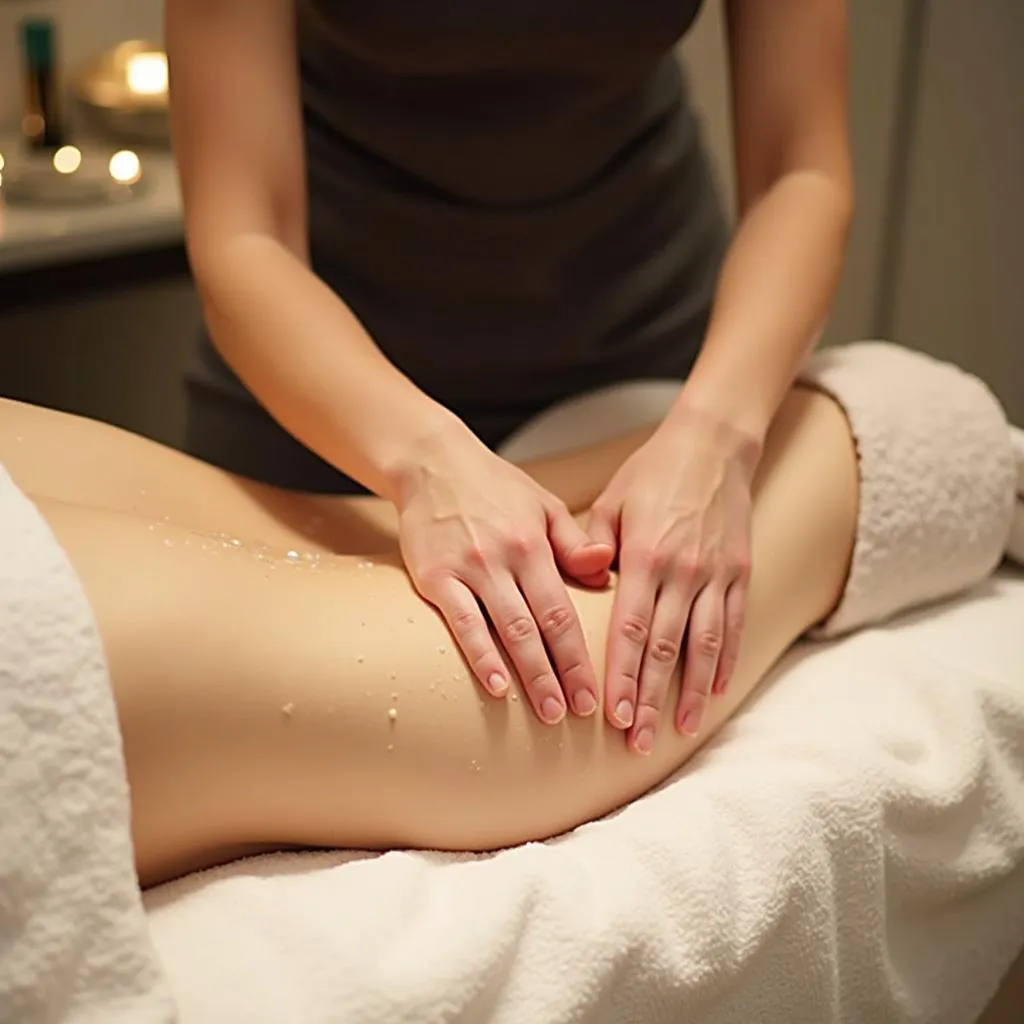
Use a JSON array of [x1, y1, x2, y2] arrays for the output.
[[586, 502, 619, 552], [548, 505, 615, 583]]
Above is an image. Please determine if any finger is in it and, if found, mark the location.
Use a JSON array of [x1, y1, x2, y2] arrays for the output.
[[477, 574, 567, 725], [566, 545, 614, 585], [602, 554, 657, 731], [517, 554, 599, 718], [575, 568, 613, 591], [676, 583, 725, 736], [433, 576, 511, 699], [712, 577, 748, 696], [547, 501, 614, 584], [627, 586, 690, 755]]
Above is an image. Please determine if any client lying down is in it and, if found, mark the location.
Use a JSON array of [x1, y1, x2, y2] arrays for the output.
[[1, 342, 1015, 889]]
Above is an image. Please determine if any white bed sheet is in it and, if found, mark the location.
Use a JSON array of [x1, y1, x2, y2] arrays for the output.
[[143, 566, 1024, 1024]]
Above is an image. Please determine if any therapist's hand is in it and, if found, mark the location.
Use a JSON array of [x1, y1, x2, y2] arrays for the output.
[[396, 430, 614, 725], [587, 406, 760, 754]]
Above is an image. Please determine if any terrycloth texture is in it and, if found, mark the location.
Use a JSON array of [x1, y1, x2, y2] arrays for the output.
[[798, 342, 1016, 636], [1007, 427, 1024, 565], [0, 468, 177, 1024], [145, 571, 1024, 1024]]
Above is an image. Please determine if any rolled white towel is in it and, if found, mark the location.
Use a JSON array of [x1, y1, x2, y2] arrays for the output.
[[800, 341, 1017, 636]]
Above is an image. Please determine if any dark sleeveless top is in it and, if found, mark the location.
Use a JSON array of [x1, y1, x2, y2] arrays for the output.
[[185, 1, 729, 493]]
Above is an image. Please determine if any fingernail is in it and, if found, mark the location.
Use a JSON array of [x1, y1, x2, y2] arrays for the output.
[[614, 699, 634, 728], [572, 690, 598, 716], [680, 710, 700, 736], [540, 697, 565, 724], [634, 728, 654, 756], [488, 673, 509, 697]]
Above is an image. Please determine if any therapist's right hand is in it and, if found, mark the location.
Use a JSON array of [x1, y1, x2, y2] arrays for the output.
[[396, 433, 614, 725]]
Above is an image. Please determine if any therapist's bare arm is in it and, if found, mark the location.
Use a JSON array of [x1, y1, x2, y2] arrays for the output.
[[165, 0, 457, 497], [165, 0, 610, 724]]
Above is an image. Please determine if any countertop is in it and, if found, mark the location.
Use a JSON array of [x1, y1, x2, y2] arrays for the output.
[[0, 136, 184, 276]]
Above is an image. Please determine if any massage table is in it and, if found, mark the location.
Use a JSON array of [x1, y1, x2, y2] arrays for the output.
[[2, 342, 1024, 1023]]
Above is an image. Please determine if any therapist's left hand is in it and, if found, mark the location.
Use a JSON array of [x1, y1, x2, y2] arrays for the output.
[[587, 406, 761, 755]]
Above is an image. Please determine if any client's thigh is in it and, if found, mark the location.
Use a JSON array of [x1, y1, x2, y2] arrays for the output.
[[32, 385, 857, 888]]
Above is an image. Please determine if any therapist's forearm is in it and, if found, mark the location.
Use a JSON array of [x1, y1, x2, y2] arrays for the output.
[[195, 233, 462, 500], [673, 170, 853, 446]]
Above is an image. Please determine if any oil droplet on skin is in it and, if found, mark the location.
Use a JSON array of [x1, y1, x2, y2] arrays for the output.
[[387, 744, 394, 751], [281, 702, 294, 717], [388, 708, 398, 722], [510, 693, 518, 702], [286, 550, 300, 562], [358, 560, 375, 570], [163, 538, 173, 547], [438, 645, 448, 655], [356, 655, 364, 664]]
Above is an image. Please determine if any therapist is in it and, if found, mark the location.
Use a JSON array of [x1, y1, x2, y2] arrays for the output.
[[166, 0, 852, 752]]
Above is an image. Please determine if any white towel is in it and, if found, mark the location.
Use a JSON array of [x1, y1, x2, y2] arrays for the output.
[[0, 469, 176, 1024], [798, 342, 1016, 634]]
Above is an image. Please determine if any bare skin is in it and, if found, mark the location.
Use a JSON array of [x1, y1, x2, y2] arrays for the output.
[[0, 386, 857, 888]]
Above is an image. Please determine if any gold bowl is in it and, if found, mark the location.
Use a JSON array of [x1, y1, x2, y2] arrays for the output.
[[75, 40, 170, 145]]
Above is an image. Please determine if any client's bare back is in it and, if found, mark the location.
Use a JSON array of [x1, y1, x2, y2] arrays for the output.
[[0, 397, 398, 554]]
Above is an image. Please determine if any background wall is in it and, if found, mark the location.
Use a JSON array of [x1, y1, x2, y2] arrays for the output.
[[888, 0, 1023, 421]]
